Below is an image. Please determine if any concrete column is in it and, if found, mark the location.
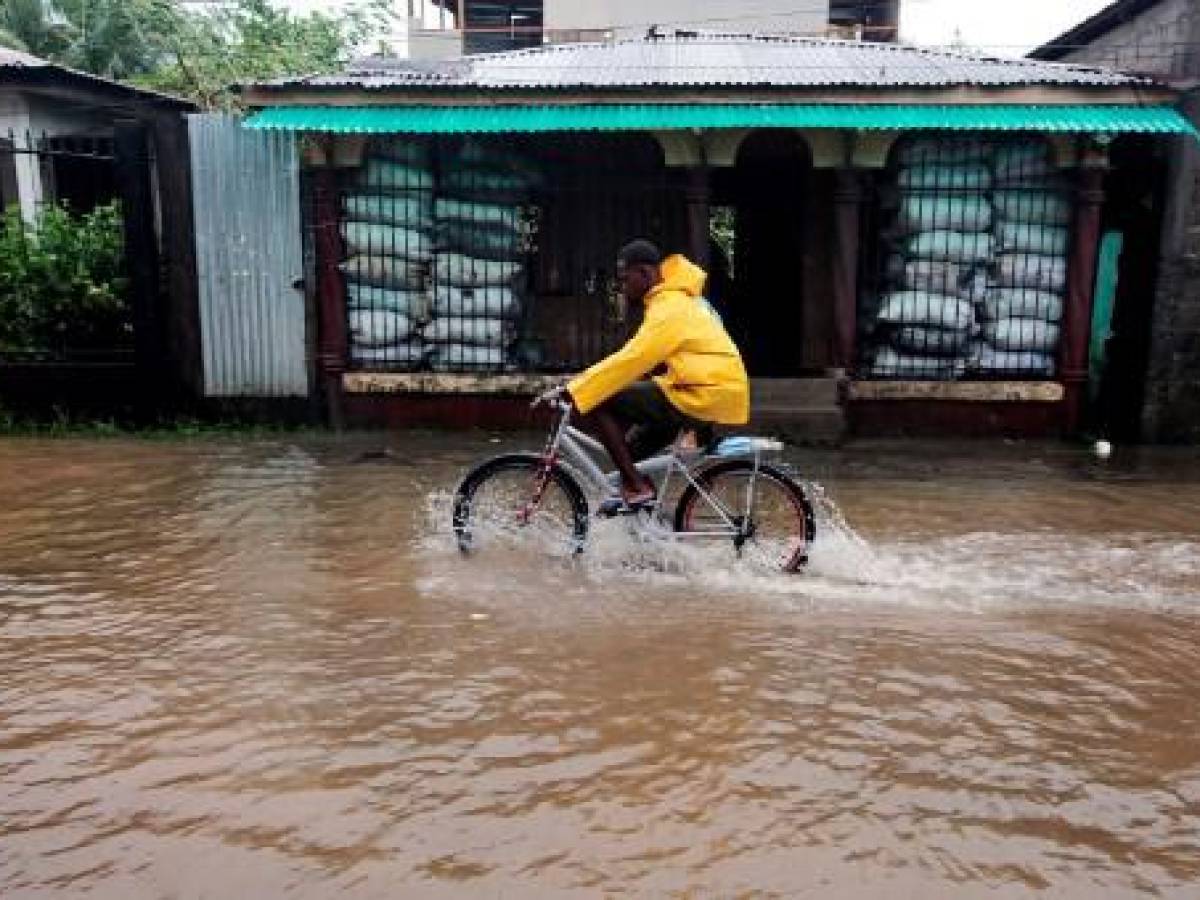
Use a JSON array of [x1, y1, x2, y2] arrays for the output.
[[1061, 158, 1107, 435], [313, 159, 348, 429], [832, 168, 865, 374], [683, 164, 711, 270]]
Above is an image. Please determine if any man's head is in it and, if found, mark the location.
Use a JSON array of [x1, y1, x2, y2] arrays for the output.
[[616, 239, 662, 304]]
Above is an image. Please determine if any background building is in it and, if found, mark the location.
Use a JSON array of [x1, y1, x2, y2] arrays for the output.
[[411, 0, 900, 58], [1033, 0, 1200, 441]]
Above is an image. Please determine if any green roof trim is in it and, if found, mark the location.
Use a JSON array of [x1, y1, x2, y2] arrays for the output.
[[243, 103, 1199, 137]]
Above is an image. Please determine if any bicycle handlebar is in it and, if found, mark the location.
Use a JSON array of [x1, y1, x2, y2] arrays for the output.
[[531, 385, 572, 412]]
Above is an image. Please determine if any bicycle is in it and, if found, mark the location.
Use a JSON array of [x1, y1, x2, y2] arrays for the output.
[[451, 389, 817, 573]]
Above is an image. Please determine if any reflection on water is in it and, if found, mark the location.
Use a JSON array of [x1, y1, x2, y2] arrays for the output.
[[1, 434, 1199, 898]]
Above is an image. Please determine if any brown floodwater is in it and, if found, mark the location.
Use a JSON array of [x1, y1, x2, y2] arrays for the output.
[[1, 433, 1199, 898]]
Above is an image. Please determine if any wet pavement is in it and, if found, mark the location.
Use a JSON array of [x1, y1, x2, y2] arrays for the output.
[[1, 433, 1198, 898]]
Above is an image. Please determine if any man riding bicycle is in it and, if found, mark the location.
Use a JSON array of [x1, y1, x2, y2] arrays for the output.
[[566, 239, 750, 516]]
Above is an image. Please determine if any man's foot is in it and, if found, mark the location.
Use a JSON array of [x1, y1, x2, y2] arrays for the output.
[[597, 482, 657, 518]]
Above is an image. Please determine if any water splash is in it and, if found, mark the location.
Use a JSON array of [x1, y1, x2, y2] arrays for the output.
[[419, 480, 1200, 613]]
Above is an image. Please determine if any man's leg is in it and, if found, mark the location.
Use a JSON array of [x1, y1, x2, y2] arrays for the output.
[[581, 405, 650, 495]]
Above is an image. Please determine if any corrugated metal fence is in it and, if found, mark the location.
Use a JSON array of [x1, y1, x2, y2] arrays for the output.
[[189, 114, 308, 397]]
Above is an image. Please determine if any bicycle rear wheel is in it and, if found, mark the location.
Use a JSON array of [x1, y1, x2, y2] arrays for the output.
[[453, 453, 589, 557], [674, 460, 816, 573]]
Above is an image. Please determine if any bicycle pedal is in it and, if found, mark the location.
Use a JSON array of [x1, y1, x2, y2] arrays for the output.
[[596, 498, 659, 519]]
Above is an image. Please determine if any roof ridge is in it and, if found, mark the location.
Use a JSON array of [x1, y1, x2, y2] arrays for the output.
[[450, 29, 1144, 78]]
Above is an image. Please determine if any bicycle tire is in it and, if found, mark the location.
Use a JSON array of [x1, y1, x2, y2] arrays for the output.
[[673, 460, 816, 573], [452, 453, 590, 556]]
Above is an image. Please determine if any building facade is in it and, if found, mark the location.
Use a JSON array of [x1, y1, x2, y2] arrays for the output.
[[232, 32, 1194, 437], [1033, 0, 1200, 441], [411, 0, 899, 58]]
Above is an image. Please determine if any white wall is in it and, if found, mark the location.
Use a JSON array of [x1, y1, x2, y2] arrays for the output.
[[0, 89, 113, 223], [544, 0, 830, 40]]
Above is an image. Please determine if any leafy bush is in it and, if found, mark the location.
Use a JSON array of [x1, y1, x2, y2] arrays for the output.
[[0, 202, 131, 354]]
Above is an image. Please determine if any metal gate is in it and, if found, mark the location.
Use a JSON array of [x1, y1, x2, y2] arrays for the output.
[[189, 114, 307, 397]]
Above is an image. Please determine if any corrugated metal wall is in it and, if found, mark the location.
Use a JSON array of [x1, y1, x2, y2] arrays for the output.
[[189, 114, 308, 397]]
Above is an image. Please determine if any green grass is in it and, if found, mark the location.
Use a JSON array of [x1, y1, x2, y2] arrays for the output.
[[0, 406, 316, 440]]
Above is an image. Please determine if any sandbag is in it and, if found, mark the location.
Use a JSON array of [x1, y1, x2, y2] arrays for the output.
[[897, 196, 992, 233], [437, 220, 524, 260], [432, 285, 520, 319], [895, 139, 991, 166], [349, 309, 416, 347], [982, 288, 1063, 322], [993, 143, 1054, 183], [905, 230, 995, 264], [876, 291, 975, 330], [869, 346, 967, 379], [453, 141, 544, 185], [430, 343, 510, 371], [888, 257, 964, 296], [433, 253, 523, 288], [994, 253, 1068, 292], [440, 167, 537, 199], [346, 283, 428, 317], [366, 139, 431, 167], [973, 345, 1057, 377], [349, 341, 429, 368], [359, 159, 434, 192], [434, 197, 524, 231], [891, 325, 974, 357], [996, 221, 1070, 256], [343, 194, 432, 229], [342, 221, 433, 260], [340, 255, 427, 291], [897, 164, 992, 192], [992, 191, 1072, 226], [981, 317, 1062, 353], [424, 316, 512, 346]]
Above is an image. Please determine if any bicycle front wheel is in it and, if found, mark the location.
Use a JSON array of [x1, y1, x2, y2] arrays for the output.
[[453, 453, 589, 558], [674, 460, 816, 573]]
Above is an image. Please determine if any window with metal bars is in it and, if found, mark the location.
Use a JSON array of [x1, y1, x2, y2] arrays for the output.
[[859, 133, 1073, 381], [329, 132, 685, 376]]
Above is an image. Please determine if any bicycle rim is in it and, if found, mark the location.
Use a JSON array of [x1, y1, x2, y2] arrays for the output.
[[677, 464, 813, 572], [454, 456, 588, 558]]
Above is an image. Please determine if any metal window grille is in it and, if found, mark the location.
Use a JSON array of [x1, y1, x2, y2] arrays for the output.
[[859, 133, 1073, 381], [325, 132, 686, 376], [0, 131, 134, 361]]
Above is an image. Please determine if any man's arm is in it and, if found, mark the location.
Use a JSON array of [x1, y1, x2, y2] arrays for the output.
[[567, 312, 682, 414]]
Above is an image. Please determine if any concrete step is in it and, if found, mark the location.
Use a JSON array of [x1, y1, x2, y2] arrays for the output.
[[749, 404, 846, 446], [751, 377, 841, 408]]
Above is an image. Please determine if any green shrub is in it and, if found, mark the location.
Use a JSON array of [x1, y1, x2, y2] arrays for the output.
[[0, 202, 131, 354]]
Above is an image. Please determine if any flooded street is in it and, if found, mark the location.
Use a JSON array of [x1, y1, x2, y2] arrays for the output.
[[2, 433, 1199, 898]]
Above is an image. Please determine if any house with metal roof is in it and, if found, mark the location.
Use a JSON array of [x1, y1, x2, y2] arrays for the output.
[[1, 47, 192, 223], [223, 30, 1197, 437], [1029, 0, 1200, 442]]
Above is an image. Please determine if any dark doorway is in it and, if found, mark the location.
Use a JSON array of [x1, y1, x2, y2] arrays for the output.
[[1098, 136, 1168, 442], [715, 130, 809, 377]]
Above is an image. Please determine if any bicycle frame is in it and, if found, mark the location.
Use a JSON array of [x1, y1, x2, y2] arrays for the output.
[[537, 398, 760, 539]]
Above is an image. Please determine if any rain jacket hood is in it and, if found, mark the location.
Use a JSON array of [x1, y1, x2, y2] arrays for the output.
[[568, 254, 750, 425]]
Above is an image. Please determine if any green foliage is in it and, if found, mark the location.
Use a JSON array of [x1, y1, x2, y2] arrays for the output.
[[0, 0, 390, 109], [140, 0, 389, 109], [0, 0, 74, 57], [0, 203, 131, 354]]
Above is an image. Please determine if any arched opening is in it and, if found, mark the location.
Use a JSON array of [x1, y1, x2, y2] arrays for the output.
[[528, 132, 686, 371], [712, 129, 811, 377]]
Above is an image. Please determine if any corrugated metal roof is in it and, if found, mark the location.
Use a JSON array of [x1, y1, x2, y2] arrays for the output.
[[1, 46, 193, 107], [244, 103, 1199, 136], [256, 31, 1157, 93], [1030, 0, 1163, 62], [0, 47, 50, 68]]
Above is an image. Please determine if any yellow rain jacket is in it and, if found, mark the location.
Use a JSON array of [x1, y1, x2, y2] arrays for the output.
[[568, 255, 750, 425]]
